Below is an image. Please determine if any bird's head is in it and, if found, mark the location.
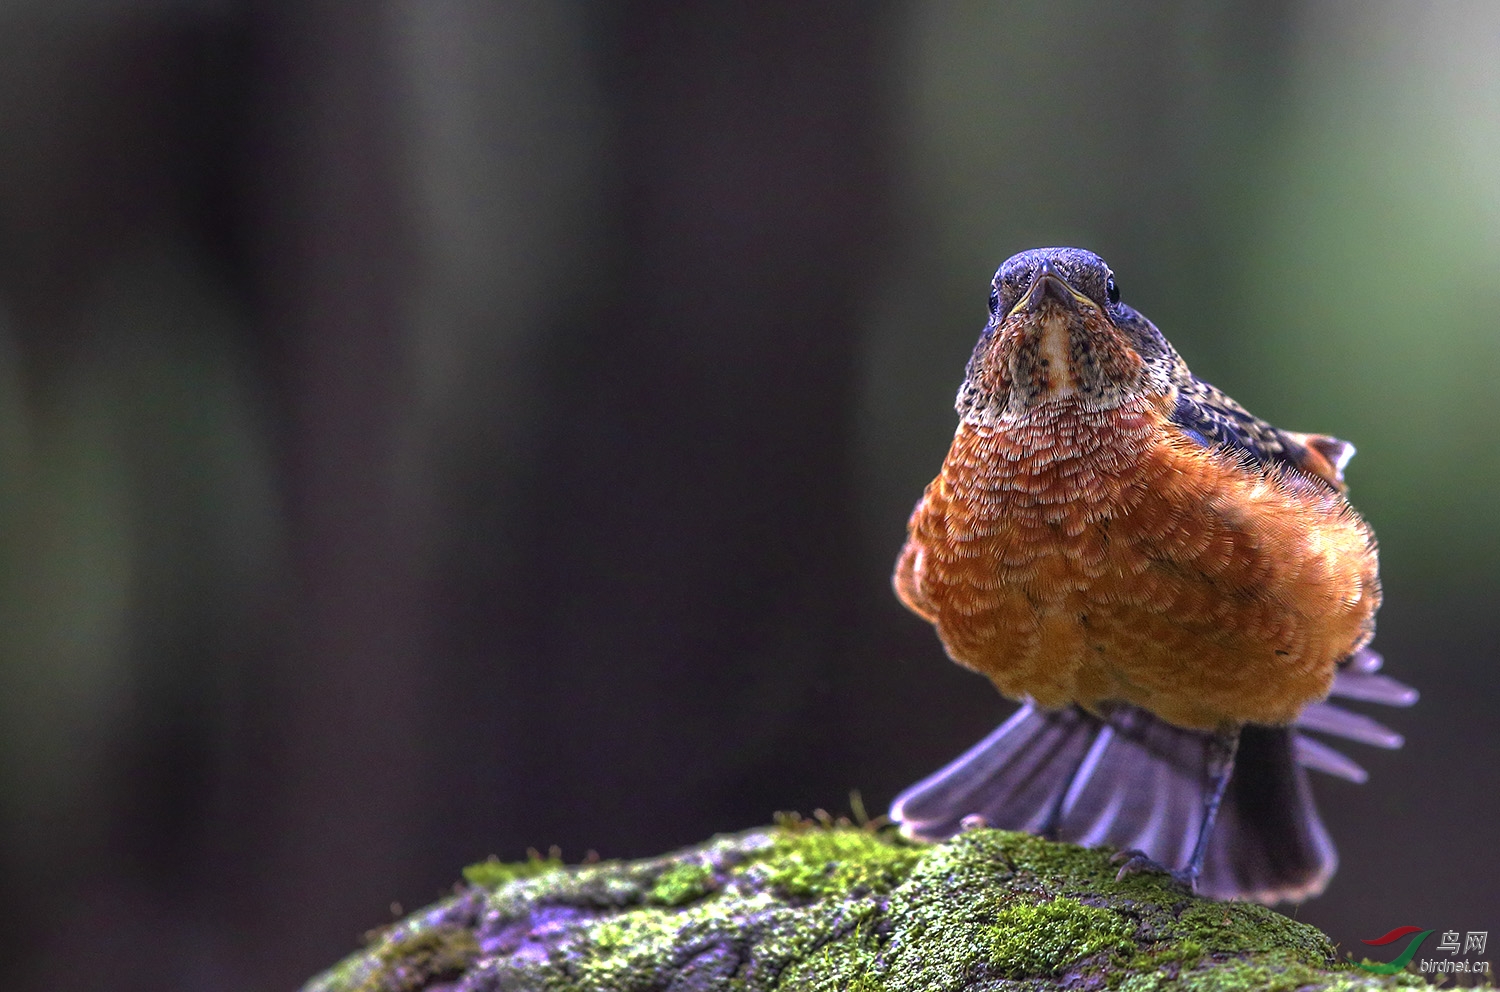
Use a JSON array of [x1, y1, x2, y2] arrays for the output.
[[957, 247, 1180, 424]]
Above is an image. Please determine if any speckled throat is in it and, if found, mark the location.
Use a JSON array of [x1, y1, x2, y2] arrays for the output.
[[958, 302, 1157, 426]]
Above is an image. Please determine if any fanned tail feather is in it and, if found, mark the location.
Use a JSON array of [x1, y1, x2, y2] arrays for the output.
[[1289, 648, 1418, 785], [890, 651, 1418, 904], [1200, 725, 1334, 902], [889, 705, 1097, 838]]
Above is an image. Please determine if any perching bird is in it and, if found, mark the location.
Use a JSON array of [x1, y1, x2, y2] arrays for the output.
[[889, 247, 1417, 904]]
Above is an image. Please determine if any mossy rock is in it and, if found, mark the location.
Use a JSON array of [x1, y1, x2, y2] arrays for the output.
[[301, 822, 1455, 992]]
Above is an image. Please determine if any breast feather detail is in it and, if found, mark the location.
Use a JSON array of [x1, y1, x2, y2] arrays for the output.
[[895, 398, 1379, 730]]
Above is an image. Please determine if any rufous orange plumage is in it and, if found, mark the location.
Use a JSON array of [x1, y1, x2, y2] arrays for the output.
[[888, 247, 1414, 904]]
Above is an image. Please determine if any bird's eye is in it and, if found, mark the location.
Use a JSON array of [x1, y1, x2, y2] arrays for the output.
[[988, 286, 1001, 315], [1105, 275, 1120, 305]]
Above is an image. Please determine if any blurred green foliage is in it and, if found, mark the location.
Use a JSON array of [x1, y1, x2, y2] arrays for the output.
[[859, 2, 1500, 595]]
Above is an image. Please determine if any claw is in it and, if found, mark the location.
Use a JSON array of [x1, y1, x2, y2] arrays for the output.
[[1111, 848, 1195, 891]]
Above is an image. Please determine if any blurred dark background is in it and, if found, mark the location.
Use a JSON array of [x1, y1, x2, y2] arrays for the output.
[[0, 2, 1495, 989]]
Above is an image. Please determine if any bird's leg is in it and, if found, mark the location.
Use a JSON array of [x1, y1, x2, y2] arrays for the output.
[[1112, 726, 1241, 890], [1177, 727, 1240, 885], [1038, 715, 1113, 841], [1036, 763, 1079, 841]]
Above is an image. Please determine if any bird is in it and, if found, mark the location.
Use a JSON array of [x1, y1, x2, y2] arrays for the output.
[[888, 247, 1417, 904]]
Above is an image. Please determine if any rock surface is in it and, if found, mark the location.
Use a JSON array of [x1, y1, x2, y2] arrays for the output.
[[300, 820, 1443, 992]]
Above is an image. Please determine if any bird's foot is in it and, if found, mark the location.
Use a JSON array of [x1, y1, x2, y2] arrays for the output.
[[1109, 849, 1196, 892]]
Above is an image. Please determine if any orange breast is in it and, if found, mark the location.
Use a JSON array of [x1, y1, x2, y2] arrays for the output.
[[895, 396, 1380, 730]]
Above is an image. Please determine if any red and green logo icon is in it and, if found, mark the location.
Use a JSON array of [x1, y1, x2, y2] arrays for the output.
[[1357, 927, 1434, 974]]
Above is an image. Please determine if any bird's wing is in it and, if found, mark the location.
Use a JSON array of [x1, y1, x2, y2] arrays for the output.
[[1169, 378, 1354, 490]]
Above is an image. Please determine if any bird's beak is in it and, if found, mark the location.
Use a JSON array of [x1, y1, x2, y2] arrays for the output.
[[1009, 260, 1094, 317]]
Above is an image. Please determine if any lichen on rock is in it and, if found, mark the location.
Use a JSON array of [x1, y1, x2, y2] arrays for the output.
[[301, 820, 1449, 992]]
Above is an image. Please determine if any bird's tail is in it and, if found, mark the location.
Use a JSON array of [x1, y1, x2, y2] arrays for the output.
[[890, 648, 1416, 904]]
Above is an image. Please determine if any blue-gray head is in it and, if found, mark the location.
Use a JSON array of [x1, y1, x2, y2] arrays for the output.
[[957, 247, 1183, 423]]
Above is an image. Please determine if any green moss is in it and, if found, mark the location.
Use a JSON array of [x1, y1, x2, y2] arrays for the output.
[[348, 924, 478, 992], [977, 828, 1176, 900], [756, 824, 923, 900], [772, 914, 887, 992], [988, 896, 1136, 977], [1184, 901, 1331, 956], [1124, 952, 1434, 992], [846, 977, 886, 992], [1125, 898, 1336, 977], [462, 852, 564, 889], [303, 825, 1471, 992], [569, 915, 685, 990], [646, 860, 717, 906]]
